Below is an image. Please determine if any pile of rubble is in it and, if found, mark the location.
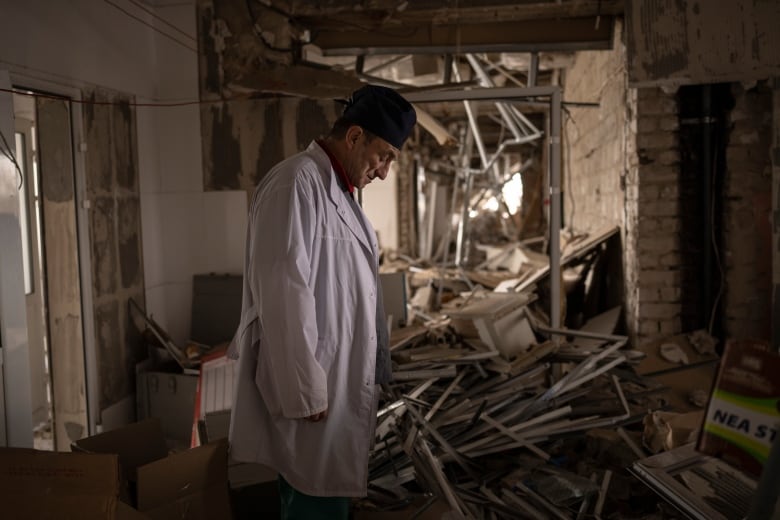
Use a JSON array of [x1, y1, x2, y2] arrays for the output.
[[365, 324, 659, 518], [358, 227, 725, 519]]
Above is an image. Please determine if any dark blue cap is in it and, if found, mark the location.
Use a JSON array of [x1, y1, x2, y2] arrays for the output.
[[342, 85, 416, 149]]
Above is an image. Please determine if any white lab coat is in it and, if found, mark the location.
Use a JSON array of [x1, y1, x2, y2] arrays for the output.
[[228, 141, 381, 497]]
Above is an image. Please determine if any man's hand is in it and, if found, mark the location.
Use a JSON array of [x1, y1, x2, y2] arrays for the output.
[[305, 409, 328, 422]]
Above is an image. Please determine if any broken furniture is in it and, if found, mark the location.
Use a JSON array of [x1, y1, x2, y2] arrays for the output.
[[630, 443, 757, 520], [447, 291, 537, 359], [365, 323, 651, 518], [130, 274, 244, 450]]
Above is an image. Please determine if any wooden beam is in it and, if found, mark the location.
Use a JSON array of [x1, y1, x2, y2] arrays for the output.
[[288, 1, 624, 24], [305, 17, 615, 55], [233, 63, 362, 98]]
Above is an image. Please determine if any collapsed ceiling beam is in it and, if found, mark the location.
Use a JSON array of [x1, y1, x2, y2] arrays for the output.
[[231, 63, 362, 98], [287, 1, 624, 24], [305, 17, 615, 56]]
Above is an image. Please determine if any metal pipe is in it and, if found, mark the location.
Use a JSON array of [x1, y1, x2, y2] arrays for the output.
[[479, 136, 540, 178], [465, 54, 523, 141], [422, 177, 437, 259], [451, 59, 490, 172], [775, 79, 780, 351], [594, 470, 612, 519], [320, 40, 613, 57], [528, 52, 539, 87], [474, 54, 525, 88], [463, 100, 489, 168], [534, 324, 628, 343], [508, 105, 543, 138], [550, 87, 562, 333], [354, 55, 408, 88], [454, 126, 474, 267], [455, 172, 474, 267], [443, 54, 453, 84], [701, 84, 714, 332], [403, 85, 560, 103], [439, 163, 460, 267], [364, 54, 408, 74]]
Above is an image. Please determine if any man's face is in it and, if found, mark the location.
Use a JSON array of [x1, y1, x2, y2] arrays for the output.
[[344, 129, 399, 189]]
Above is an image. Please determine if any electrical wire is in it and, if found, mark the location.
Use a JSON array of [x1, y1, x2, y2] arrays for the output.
[[126, 0, 196, 42], [707, 130, 725, 336], [0, 128, 24, 189], [0, 87, 262, 108], [102, 0, 197, 53], [562, 107, 577, 226]]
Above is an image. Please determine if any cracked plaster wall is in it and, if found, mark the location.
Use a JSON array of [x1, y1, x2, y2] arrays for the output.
[[83, 88, 145, 412], [625, 0, 780, 87], [198, 0, 339, 194]]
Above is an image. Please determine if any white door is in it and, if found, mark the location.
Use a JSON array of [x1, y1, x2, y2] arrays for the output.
[[15, 110, 53, 439]]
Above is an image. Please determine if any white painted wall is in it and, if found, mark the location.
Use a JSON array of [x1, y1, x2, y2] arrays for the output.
[[0, 0, 158, 98], [0, 0, 247, 345], [138, 2, 246, 345]]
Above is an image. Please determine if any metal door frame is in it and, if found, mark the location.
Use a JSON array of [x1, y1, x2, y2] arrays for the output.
[[0, 70, 99, 443]]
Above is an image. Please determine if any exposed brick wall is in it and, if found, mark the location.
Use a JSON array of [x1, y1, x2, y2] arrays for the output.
[[723, 82, 773, 340], [556, 22, 775, 347], [564, 20, 688, 344], [562, 20, 659, 343], [631, 87, 683, 344]]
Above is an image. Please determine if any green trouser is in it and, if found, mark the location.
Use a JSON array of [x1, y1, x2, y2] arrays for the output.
[[278, 475, 351, 520]]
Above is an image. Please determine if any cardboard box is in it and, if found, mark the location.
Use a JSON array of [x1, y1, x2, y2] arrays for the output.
[[137, 371, 198, 450], [73, 418, 232, 519], [0, 447, 122, 519]]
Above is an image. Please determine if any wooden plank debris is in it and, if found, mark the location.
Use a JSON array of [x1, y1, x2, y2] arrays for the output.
[[366, 317, 651, 517], [361, 227, 714, 518]]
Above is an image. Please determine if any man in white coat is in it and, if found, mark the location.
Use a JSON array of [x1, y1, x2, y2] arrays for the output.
[[228, 85, 416, 519]]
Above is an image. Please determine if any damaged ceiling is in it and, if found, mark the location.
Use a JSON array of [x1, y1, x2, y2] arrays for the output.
[[198, 0, 607, 246], [219, 0, 623, 96]]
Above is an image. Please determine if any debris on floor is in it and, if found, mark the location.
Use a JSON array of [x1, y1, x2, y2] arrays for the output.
[[352, 226, 762, 519]]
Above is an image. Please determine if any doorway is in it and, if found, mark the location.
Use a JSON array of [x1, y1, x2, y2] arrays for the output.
[[13, 94, 53, 449], [11, 88, 89, 450]]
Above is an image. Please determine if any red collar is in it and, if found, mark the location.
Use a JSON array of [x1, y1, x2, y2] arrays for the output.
[[317, 139, 354, 194]]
